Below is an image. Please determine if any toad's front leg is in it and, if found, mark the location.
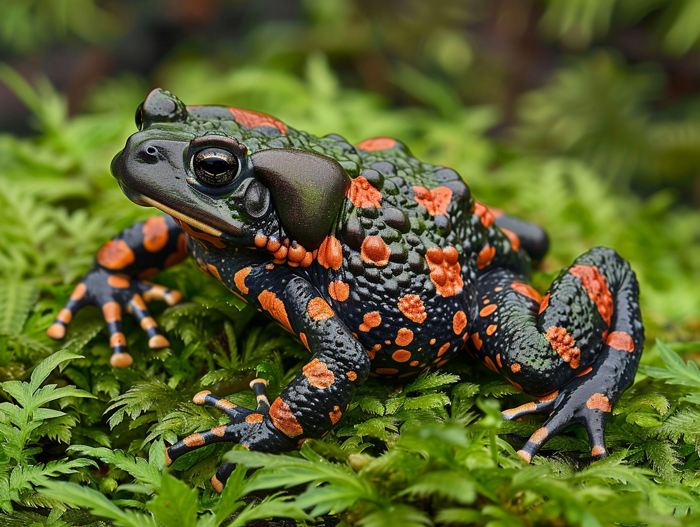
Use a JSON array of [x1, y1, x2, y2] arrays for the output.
[[164, 264, 370, 491], [469, 247, 644, 462]]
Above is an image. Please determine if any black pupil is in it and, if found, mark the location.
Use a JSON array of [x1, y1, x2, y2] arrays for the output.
[[194, 148, 238, 186]]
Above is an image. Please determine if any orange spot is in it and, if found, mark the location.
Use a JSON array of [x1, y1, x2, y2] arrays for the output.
[[395, 328, 414, 346], [267, 239, 281, 253], [453, 310, 467, 334], [301, 251, 314, 267], [355, 136, 396, 151], [577, 366, 593, 377], [97, 240, 135, 270], [245, 413, 264, 423], [110, 352, 133, 368], [530, 427, 549, 445], [211, 425, 227, 437], [606, 331, 634, 352], [484, 356, 498, 372], [273, 246, 288, 260], [496, 353, 502, 368], [317, 236, 343, 270], [413, 185, 453, 216], [430, 338, 436, 345], [347, 371, 357, 381], [545, 326, 581, 369], [109, 333, 126, 348], [207, 264, 221, 281], [569, 265, 613, 326], [46, 323, 65, 340], [517, 450, 532, 463], [511, 282, 542, 302], [193, 390, 211, 405], [586, 393, 612, 412], [375, 367, 399, 375], [437, 359, 449, 367], [474, 201, 495, 227], [359, 312, 381, 332], [438, 343, 450, 357], [57, 308, 72, 324], [329, 406, 342, 424], [254, 234, 268, 247], [502, 402, 537, 419], [591, 445, 606, 457], [308, 297, 335, 321], [149, 335, 170, 349], [107, 274, 130, 288], [102, 302, 121, 323], [130, 294, 146, 311], [142, 217, 169, 252], [258, 290, 292, 332], [477, 243, 496, 269], [486, 324, 497, 336], [511, 363, 521, 373], [269, 398, 303, 437], [288, 243, 307, 263], [299, 332, 309, 350], [500, 228, 520, 251], [471, 333, 483, 350], [392, 349, 412, 362], [303, 359, 335, 389], [479, 304, 497, 317], [539, 293, 550, 314], [538, 390, 559, 402], [228, 107, 287, 134], [328, 281, 350, 302], [70, 283, 87, 300], [211, 475, 224, 493], [361, 236, 391, 266], [398, 295, 427, 323], [410, 360, 419, 367], [183, 433, 206, 447], [234, 267, 251, 294], [425, 246, 463, 297], [348, 176, 382, 208]]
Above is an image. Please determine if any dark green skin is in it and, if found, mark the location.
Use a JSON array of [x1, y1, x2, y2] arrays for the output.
[[48, 89, 644, 490]]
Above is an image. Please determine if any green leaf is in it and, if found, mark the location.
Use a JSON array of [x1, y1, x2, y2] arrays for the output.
[[147, 473, 198, 527]]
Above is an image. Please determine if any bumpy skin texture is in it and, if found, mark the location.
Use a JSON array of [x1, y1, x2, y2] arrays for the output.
[[48, 89, 644, 490]]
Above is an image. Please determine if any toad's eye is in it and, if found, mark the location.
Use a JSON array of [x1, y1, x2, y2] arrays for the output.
[[193, 148, 240, 187]]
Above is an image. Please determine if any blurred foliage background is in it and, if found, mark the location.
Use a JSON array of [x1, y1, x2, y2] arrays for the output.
[[1, 1, 700, 525]]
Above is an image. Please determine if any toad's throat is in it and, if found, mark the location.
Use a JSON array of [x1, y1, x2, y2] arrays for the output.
[[140, 195, 223, 237]]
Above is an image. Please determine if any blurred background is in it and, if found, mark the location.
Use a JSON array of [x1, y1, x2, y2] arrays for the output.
[[1, 0, 699, 341]]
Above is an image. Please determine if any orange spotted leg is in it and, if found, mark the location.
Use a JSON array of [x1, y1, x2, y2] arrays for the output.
[[470, 247, 643, 462], [47, 216, 188, 367]]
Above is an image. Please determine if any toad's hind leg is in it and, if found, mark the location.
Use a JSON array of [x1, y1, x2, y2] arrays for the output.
[[470, 247, 643, 462]]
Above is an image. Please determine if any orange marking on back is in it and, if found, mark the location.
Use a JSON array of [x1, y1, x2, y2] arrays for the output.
[[545, 326, 581, 369], [258, 290, 292, 332], [107, 274, 130, 288], [303, 359, 335, 388], [317, 236, 343, 270], [484, 356, 498, 372], [328, 281, 350, 302], [437, 359, 449, 367], [410, 360, 419, 367], [586, 393, 611, 412], [425, 246, 463, 297], [453, 310, 467, 334], [471, 332, 483, 350], [539, 293, 550, 314], [474, 201, 495, 227], [308, 297, 335, 321], [413, 185, 453, 216], [477, 243, 496, 269], [479, 304, 497, 317], [329, 405, 343, 424], [359, 312, 381, 332], [395, 328, 414, 346], [438, 342, 450, 357], [392, 349, 412, 362], [348, 176, 382, 208], [361, 236, 391, 266], [606, 331, 634, 352], [496, 353, 502, 368], [228, 107, 287, 134], [355, 136, 396, 151], [569, 265, 613, 326], [234, 267, 251, 294], [269, 398, 303, 437], [207, 264, 221, 281], [511, 363, 521, 373], [500, 228, 520, 251], [398, 295, 427, 323], [486, 324, 497, 336], [511, 282, 542, 302], [375, 367, 399, 375], [102, 302, 121, 323], [97, 240, 135, 270], [346, 371, 357, 381], [142, 216, 169, 252]]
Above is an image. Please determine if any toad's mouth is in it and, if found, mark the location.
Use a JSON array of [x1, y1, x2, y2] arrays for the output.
[[120, 184, 223, 237]]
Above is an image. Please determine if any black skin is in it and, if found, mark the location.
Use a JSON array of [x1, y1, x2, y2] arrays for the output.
[[48, 89, 644, 490]]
